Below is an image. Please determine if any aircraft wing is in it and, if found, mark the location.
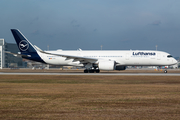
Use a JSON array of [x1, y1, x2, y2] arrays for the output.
[[39, 50, 98, 64]]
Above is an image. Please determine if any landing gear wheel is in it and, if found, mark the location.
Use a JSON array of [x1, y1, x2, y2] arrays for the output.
[[95, 70, 100, 73], [84, 68, 100, 73], [84, 69, 88, 73], [164, 70, 167, 73], [89, 70, 95, 73]]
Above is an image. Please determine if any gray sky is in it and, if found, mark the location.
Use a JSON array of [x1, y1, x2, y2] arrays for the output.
[[0, 0, 180, 56]]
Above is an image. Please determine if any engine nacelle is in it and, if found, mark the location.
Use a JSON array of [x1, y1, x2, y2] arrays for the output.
[[115, 66, 126, 70], [98, 61, 115, 71]]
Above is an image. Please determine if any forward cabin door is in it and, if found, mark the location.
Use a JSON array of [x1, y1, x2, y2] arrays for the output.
[[157, 53, 161, 60], [125, 53, 130, 60]]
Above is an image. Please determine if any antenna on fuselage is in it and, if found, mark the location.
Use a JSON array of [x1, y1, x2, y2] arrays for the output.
[[156, 45, 158, 51], [101, 45, 103, 50], [47, 45, 49, 51]]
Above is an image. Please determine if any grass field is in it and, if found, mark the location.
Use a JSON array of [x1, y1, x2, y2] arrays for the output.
[[0, 75, 180, 120]]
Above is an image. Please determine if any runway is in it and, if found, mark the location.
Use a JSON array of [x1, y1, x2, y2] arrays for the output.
[[0, 72, 180, 76]]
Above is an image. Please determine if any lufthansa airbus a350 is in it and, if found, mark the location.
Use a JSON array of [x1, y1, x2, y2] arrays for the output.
[[7, 29, 177, 73]]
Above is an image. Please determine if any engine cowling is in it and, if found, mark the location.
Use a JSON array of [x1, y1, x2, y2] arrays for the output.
[[98, 61, 126, 71], [115, 66, 126, 70], [98, 61, 115, 71]]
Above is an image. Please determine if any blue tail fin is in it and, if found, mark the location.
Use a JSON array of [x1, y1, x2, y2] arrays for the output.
[[11, 29, 45, 63], [11, 29, 37, 53]]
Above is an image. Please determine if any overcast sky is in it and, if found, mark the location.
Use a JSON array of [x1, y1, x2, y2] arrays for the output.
[[0, 0, 180, 56]]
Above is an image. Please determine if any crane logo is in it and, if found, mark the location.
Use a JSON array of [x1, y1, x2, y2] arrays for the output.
[[19, 40, 29, 51]]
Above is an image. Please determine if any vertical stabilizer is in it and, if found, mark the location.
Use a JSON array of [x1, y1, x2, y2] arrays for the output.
[[11, 29, 45, 63], [11, 29, 37, 53]]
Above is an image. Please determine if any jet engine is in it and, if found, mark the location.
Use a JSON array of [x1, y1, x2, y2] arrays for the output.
[[98, 61, 115, 70], [98, 61, 126, 71]]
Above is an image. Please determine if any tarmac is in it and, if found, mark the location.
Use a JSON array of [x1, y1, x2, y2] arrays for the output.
[[0, 72, 180, 76]]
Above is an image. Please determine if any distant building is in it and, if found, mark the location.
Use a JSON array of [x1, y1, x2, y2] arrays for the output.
[[0, 39, 5, 69], [0, 38, 25, 69], [5, 43, 24, 68]]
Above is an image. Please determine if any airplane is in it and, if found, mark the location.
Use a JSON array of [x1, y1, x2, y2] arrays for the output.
[[8, 29, 177, 73]]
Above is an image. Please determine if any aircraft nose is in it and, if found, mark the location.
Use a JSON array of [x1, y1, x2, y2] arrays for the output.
[[173, 58, 178, 64]]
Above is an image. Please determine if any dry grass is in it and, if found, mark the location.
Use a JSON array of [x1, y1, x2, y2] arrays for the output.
[[0, 75, 180, 120]]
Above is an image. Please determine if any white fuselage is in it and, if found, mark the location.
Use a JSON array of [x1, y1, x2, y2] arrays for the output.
[[38, 50, 177, 67]]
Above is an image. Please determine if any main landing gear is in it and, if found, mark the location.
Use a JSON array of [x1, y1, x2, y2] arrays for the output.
[[84, 69, 100, 73]]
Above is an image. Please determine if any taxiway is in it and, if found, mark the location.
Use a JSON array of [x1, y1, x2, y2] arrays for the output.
[[0, 72, 180, 76]]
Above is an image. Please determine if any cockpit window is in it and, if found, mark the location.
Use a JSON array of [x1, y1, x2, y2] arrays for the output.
[[167, 55, 173, 58]]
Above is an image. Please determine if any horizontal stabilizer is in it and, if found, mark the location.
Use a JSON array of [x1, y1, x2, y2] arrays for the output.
[[5, 51, 30, 58]]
